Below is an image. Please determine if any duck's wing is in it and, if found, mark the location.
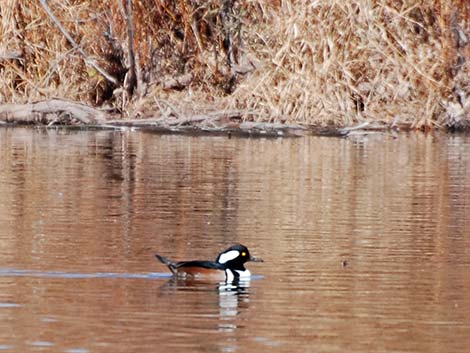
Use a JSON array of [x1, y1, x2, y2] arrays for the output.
[[175, 260, 225, 270], [155, 255, 225, 275]]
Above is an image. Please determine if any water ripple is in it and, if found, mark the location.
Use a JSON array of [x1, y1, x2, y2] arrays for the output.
[[0, 269, 172, 279]]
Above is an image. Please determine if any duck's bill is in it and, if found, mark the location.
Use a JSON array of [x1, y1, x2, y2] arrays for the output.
[[249, 256, 264, 262]]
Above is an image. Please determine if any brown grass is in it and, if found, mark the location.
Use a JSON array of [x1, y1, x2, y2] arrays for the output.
[[1, 0, 470, 129], [230, 0, 470, 128]]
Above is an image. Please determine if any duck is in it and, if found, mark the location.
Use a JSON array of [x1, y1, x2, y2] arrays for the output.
[[155, 244, 263, 281]]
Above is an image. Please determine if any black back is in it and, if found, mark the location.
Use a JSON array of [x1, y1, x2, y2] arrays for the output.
[[175, 260, 225, 270]]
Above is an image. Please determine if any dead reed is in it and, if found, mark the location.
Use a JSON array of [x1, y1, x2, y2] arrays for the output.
[[1, 0, 470, 129], [230, 0, 470, 129]]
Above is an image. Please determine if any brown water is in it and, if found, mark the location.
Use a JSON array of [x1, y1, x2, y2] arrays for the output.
[[0, 127, 469, 353]]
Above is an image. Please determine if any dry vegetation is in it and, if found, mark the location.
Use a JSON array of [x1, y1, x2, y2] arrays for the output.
[[1, 0, 470, 130]]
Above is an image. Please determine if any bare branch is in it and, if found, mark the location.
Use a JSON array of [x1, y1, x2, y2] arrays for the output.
[[117, 0, 141, 96], [39, 0, 119, 86]]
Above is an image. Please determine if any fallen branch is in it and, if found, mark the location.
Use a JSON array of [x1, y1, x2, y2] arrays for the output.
[[338, 121, 392, 136], [0, 99, 106, 125], [0, 99, 307, 137]]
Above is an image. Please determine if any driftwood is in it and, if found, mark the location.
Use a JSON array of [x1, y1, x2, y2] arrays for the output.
[[0, 99, 106, 125], [0, 99, 308, 137], [105, 112, 307, 137], [338, 121, 393, 136]]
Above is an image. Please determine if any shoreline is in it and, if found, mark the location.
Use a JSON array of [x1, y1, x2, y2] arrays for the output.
[[0, 98, 455, 138], [1, 98, 468, 138], [2, 2, 470, 132]]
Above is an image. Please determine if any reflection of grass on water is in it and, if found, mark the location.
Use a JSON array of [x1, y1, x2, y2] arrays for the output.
[[1, 1, 470, 130]]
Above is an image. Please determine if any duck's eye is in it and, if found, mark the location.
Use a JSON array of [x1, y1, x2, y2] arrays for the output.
[[241, 252, 246, 257]]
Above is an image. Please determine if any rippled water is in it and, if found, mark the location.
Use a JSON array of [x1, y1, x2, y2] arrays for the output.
[[0, 128, 469, 352]]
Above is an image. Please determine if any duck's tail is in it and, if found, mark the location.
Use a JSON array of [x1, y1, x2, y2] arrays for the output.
[[155, 254, 177, 275]]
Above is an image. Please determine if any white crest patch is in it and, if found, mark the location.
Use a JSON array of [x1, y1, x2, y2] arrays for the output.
[[218, 250, 240, 264]]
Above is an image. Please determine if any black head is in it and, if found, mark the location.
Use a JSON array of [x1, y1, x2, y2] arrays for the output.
[[215, 244, 263, 270]]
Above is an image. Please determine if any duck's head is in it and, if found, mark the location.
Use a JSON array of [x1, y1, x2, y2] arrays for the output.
[[216, 244, 263, 270]]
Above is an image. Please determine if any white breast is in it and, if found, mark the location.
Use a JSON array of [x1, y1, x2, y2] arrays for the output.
[[225, 269, 251, 282], [235, 269, 251, 279], [225, 269, 235, 282]]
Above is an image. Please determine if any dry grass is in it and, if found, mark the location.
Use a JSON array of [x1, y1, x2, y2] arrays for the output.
[[1, 0, 470, 129], [0, 1, 110, 103], [0, 0, 243, 105], [230, 0, 470, 128]]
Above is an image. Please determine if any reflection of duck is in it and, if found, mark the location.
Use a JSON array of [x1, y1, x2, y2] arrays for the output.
[[155, 277, 255, 352], [218, 280, 251, 335], [155, 244, 263, 281]]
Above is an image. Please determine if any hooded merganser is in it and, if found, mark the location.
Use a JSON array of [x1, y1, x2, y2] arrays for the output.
[[155, 244, 263, 281]]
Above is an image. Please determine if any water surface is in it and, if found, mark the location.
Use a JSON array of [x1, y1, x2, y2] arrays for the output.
[[0, 128, 469, 352]]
